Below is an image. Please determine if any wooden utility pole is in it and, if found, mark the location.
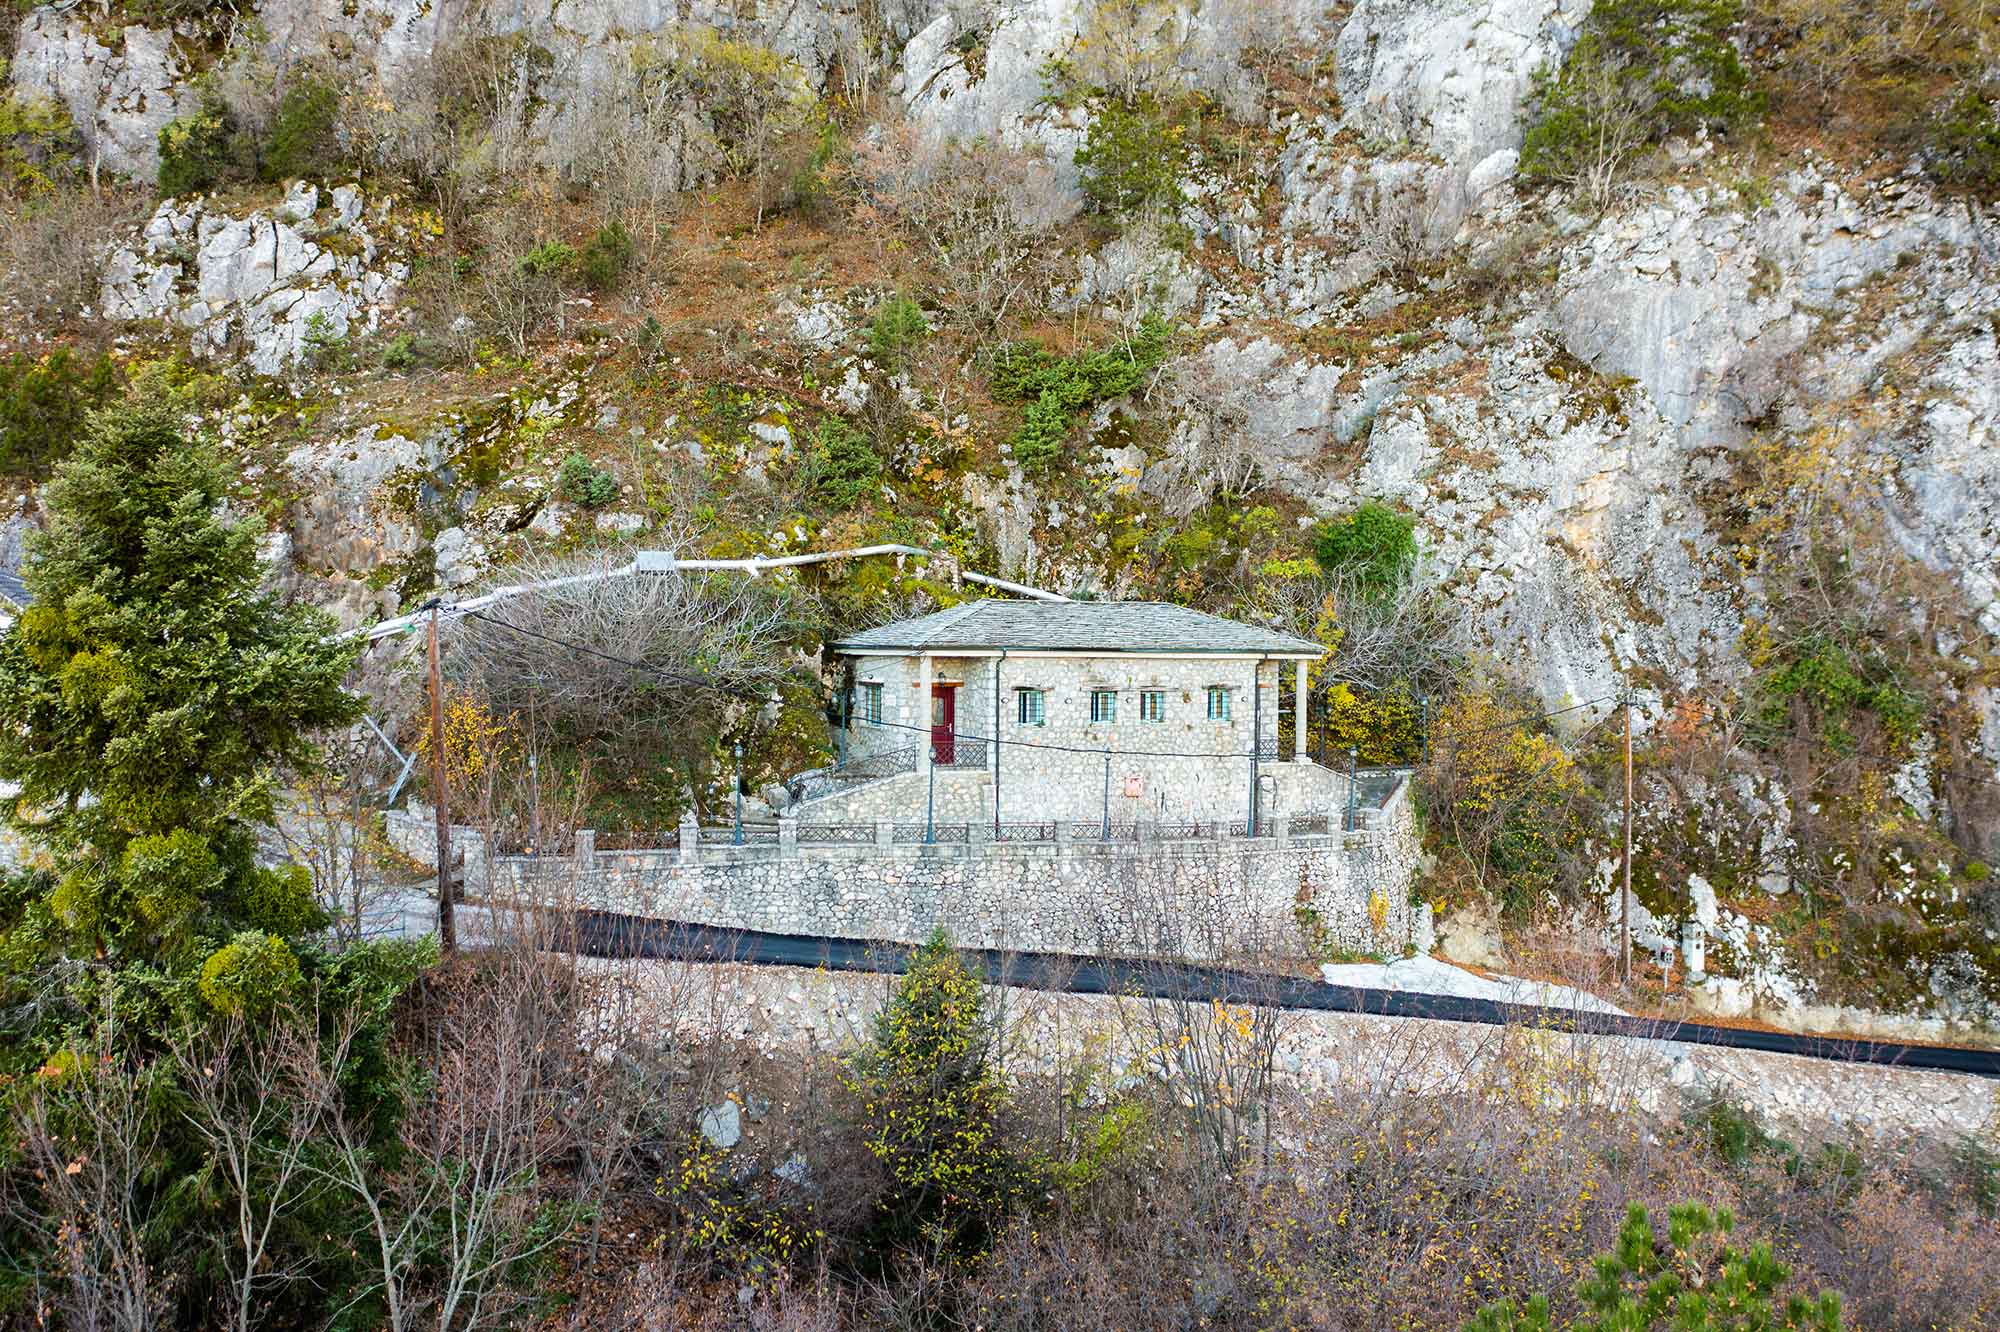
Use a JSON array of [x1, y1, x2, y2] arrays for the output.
[[427, 605, 456, 954], [1620, 692, 1633, 985]]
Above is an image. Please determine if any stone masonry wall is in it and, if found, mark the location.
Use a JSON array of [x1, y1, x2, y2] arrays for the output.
[[793, 760, 1344, 828], [825, 653, 1322, 825], [485, 790, 1424, 962]]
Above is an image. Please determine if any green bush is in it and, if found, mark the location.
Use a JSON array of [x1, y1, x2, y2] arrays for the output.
[[990, 314, 1170, 473], [261, 74, 342, 181], [1310, 501, 1417, 590], [1076, 96, 1190, 215], [518, 240, 578, 281], [579, 221, 635, 292], [0, 347, 120, 476], [867, 295, 929, 368], [1929, 83, 2000, 196], [845, 930, 1035, 1257], [380, 332, 420, 371], [1520, 0, 1760, 193], [1753, 636, 1924, 755], [157, 92, 247, 196], [197, 930, 303, 1016], [803, 417, 882, 508], [0, 91, 82, 195], [1467, 1202, 1843, 1331], [555, 452, 618, 508]]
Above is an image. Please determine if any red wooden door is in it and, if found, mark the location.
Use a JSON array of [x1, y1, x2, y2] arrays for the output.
[[931, 685, 956, 764]]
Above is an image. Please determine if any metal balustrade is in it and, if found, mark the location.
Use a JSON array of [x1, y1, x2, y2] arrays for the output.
[[933, 738, 990, 769], [796, 822, 877, 846]]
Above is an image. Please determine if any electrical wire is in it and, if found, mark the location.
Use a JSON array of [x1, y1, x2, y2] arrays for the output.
[[457, 609, 764, 702], [450, 610, 1620, 765]]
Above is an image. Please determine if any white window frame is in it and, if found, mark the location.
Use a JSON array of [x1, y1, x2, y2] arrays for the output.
[[1016, 688, 1046, 726], [1206, 686, 1231, 721], [1139, 689, 1167, 723], [857, 681, 884, 726], [1089, 689, 1117, 724]]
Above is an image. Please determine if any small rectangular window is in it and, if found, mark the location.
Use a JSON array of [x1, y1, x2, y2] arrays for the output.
[[1139, 690, 1166, 722], [1089, 689, 1117, 724], [1016, 688, 1045, 726], [1206, 686, 1231, 721], [857, 682, 883, 725]]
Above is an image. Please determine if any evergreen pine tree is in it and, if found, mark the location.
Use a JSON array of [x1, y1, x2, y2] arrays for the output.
[[0, 398, 360, 990]]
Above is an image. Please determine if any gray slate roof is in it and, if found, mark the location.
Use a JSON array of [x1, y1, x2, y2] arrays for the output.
[[832, 599, 1323, 656]]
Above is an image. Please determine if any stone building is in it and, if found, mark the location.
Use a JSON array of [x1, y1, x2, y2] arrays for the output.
[[788, 599, 1347, 829]]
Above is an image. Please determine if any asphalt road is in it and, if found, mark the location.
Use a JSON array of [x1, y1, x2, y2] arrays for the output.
[[571, 911, 2000, 1081]]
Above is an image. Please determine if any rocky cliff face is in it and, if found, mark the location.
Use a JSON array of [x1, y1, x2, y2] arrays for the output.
[[6, 0, 1997, 1024]]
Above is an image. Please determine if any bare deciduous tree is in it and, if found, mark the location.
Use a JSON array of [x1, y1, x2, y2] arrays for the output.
[[303, 944, 590, 1332], [451, 547, 805, 819], [1258, 560, 1470, 699], [10, 1027, 176, 1332], [175, 1011, 347, 1332], [1350, 170, 1451, 285], [850, 126, 1065, 333]]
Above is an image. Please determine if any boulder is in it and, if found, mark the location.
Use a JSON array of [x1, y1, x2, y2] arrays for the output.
[[1436, 898, 1504, 970], [698, 1100, 742, 1151]]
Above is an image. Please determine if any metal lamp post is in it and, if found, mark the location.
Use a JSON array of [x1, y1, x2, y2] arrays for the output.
[[733, 742, 744, 845]]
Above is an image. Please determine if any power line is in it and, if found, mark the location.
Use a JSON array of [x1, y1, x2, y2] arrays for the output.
[[447, 610, 1618, 767], [456, 608, 767, 702]]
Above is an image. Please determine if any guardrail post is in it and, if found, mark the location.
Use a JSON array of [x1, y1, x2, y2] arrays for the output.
[[778, 812, 796, 857], [574, 828, 595, 873], [1272, 815, 1290, 846], [1054, 819, 1071, 847], [874, 818, 893, 849], [677, 812, 699, 866]]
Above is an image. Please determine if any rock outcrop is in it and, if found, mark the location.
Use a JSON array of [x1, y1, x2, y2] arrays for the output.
[[11, 9, 192, 179], [98, 183, 409, 376]]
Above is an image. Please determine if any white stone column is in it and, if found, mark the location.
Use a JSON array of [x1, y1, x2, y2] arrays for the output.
[[1293, 659, 1309, 762], [918, 652, 934, 781]]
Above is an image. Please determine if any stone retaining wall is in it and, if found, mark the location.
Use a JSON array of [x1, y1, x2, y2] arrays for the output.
[[474, 792, 1424, 961]]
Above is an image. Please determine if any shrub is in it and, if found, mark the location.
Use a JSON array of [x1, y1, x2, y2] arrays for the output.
[[260, 74, 342, 181], [578, 220, 635, 292], [1310, 501, 1416, 590], [0, 92, 82, 196], [845, 930, 1034, 1257], [196, 930, 303, 1016], [380, 332, 419, 371], [990, 314, 1170, 473], [555, 452, 617, 508], [803, 417, 882, 508], [158, 93, 248, 196], [1466, 1202, 1844, 1331], [1322, 682, 1422, 765], [1752, 636, 1924, 756], [1520, 0, 1761, 200], [0, 347, 120, 476], [517, 240, 577, 280], [1928, 83, 2000, 196], [867, 295, 929, 368], [1075, 96, 1190, 215]]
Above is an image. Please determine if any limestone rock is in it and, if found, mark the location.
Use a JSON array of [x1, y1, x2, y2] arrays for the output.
[[1437, 898, 1504, 970], [1336, 0, 1588, 169], [11, 9, 191, 179], [98, 191, 408, 375], [698, 1100, 742, 1150]]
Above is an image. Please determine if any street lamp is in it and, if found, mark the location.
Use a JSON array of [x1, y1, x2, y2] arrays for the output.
[[733, 742, 745, 846]]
